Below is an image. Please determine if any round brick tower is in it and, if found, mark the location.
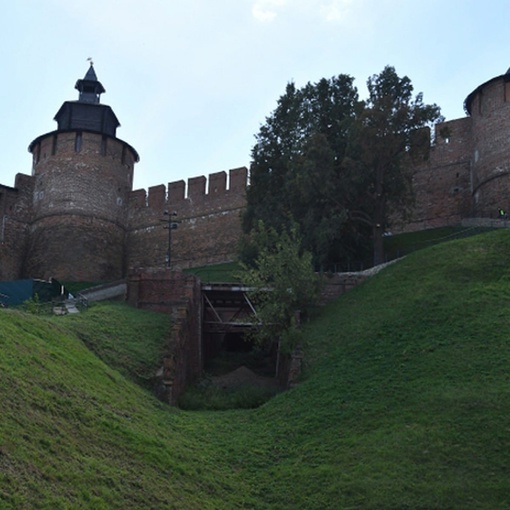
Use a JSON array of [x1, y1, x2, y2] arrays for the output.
[[25, 64, 139, 281], [464, 68, 510, 215]]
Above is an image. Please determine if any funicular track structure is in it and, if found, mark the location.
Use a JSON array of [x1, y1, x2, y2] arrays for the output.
[[201, 283, 262, 335]]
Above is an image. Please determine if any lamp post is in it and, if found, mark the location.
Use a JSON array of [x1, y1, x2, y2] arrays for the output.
[[162, 211, 179, 269]]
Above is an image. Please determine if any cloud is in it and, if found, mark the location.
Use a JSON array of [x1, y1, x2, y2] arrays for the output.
[[252, 0, 287, 22], [319, 0, 354, 22], [251, 0, 358, 25]]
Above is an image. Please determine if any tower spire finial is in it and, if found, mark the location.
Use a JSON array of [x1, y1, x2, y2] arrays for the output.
[[75, 61, 104, 103]]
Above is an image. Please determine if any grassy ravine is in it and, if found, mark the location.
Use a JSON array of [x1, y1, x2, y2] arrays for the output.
[[2, 231, 510, 508], [57, 302, 172, 390]]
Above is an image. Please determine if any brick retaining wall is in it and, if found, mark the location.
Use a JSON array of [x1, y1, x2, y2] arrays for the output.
[[127, 269, 202, 405]]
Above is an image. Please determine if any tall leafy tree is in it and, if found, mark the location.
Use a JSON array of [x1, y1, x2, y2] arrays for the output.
[[354, 66, 443, 265], [243, 67, 442, 269], [243, 75, 363, 269]]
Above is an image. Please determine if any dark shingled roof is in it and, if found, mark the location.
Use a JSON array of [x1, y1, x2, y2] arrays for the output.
[[84, 64, 98, 82], [27, 64, 140, 162], [75, 63, 106, 100]]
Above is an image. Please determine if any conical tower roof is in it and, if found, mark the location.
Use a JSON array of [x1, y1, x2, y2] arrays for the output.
[[74, 62, 106, 104]]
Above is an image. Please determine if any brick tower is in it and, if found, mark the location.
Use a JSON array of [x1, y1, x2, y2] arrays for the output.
[[25, 63, 139, 281], [464, 68, 510, 215]]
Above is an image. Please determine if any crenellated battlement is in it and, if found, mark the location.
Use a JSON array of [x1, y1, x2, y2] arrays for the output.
[[129, 167, 248, 216], [434, 117, 472, 146], [130, 167, 247, 206], [126, 167, 248, 271]]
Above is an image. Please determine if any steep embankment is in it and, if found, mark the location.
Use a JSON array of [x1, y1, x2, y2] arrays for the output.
[[1, 230, 510, 509], [0, 306, 249, 508]]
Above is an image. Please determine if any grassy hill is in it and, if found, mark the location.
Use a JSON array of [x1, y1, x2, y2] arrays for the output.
[[2, 230, 510, 509]]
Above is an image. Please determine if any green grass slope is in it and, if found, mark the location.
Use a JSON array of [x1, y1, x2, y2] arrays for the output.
[[57, 302, 172, 389], [0, 306, 247, 509], [2, 230, 510, 509]]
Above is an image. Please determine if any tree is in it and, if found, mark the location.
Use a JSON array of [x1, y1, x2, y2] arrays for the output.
[[243, 66, 442, 269], [237, 221, 321, 354], [353, 66, 443, 265], [243, 75, 364, 269]]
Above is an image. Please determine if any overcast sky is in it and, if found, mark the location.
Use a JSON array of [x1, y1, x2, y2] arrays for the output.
[[2, 0, 509, 192]]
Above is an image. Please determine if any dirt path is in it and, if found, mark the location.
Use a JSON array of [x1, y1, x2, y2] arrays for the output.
[[210, 365, 281, 390]]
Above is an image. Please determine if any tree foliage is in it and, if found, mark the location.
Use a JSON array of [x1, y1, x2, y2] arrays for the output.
[[244, 75, 363, 269], [237, 221, 321, 353], [357, 66, 443, 264], [242, 66, 443, 269]]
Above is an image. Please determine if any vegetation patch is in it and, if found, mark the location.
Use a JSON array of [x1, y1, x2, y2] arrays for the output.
[[179, 349, 282, 411], [58, 301, 171, 389], [184, 262, 241, 283], [383, 225, 496, 260], [1, 229, 510, 508], [179, 378, 280, 411]]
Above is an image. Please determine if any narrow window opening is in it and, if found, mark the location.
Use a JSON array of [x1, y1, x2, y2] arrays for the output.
[[75, 132, 82, 153], [0, 213, 5, 244], [505, 82, 510, 103], [52, 134, 57, 155]]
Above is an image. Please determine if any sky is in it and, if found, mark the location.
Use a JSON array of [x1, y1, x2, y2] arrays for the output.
[[2, 0, 510, 192]]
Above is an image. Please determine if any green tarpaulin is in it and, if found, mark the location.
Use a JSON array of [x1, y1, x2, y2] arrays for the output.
[[0, 279, 67, 307]]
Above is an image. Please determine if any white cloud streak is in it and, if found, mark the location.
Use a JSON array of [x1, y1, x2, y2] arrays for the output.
[[319, 0, 354, 22], [252, 0, 287, 22], [250, 0, 360, 25]]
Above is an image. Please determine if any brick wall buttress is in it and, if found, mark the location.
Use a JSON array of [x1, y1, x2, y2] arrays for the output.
[[127, 269, 202, 405]]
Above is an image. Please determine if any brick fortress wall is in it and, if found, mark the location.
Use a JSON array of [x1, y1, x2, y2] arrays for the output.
[[396, 117, 473, 233], [127, 167, 247, 272], [401, 73, 510, 232], [0, 166, 247, 282], [4, 72, 510, 281], [0, 175, 33, 280]]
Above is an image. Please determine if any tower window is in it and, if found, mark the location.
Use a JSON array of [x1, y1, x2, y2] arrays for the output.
[[75, 132, 82, 153], [52, 134, 57, 155], [505, 82, 510, 103], [101, 135, 107, 156]]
